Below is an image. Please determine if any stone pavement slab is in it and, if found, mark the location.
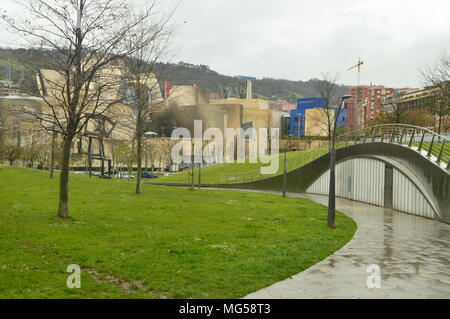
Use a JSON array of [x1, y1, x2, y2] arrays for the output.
[[241, 193, 450, 299]]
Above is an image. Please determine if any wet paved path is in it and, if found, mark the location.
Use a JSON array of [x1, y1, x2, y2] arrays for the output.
[[212, 190, 450, 299]]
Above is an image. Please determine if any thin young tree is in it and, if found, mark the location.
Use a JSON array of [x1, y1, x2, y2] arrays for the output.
[[2, 0, 162, 218], [118, 9, 174, 194], [0, 106, 7, 162], [312, 72, 341, 148]]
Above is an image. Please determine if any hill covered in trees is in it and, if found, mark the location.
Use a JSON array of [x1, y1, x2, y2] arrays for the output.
[[0, 48, 349, 102], [154, 61, 349, 102]]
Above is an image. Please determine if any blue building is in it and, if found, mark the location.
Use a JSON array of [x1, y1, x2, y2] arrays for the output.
[[289, 98, 347, 137], [335, 108, 347, 129]]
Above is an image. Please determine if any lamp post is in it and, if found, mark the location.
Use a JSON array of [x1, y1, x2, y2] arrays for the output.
[[327, 95, 352, 228], [50, 128, 58, 179], [283, 134, 293, 197], [198, 161, 202, 189], [191, 140, 195, 190]]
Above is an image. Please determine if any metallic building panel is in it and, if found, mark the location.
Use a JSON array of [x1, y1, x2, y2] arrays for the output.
[[306, 157, 435, 219], [393, 169, 434, 218], [306, 158, 385, 207]]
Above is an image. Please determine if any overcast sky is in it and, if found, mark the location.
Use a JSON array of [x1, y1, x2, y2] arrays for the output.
[[2, 0, 450, 88]]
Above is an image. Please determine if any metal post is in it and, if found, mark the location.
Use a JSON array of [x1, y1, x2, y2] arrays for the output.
[[190, 141, 194, 190], [88, 136, 92, 177], [328, 147, 336, 228], [282, 145, 288, 197], [408, 130, 415, 147], [437, 140, 445, 163], [198, 162, 201, 189], [418, 131, 425, 152], [372, 127, 376, 142], [399, 128, 405, 144], [427, 134, 435, 157], [328, 95, 351, 229], [389, 127, 396, 143]]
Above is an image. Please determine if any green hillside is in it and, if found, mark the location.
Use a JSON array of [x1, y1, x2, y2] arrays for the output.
[[156, 148, 328, 184], [0, 47, 349, 102], [154, 61, 349, 103]]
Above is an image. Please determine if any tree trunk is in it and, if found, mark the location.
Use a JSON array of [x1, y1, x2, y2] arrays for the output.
[[438, 114, 442, 134], [135, 135, 142, 194], [110, 139, 116, 175], [128, 140, 135, 179], [57, 136, 72, 219]]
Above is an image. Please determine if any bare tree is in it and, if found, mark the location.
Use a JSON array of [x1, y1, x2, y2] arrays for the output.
[[118, 8, 174, 194], [4, 143, 21, 166], [420, 51, 450, 134], [312, 73, 341, 147], [158, 138, 176, 170], [374, 92, 430, 127], [265, 109, 275, 153], [34, 133, 60, 170], [115, 143, 134, 177], [2, 0, 163, 218], [21, 142, 44, 168], [144, 138, 158, 173]]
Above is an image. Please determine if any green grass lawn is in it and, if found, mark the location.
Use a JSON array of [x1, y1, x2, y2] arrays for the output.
[[155, 138, 449, 185], [0, 166, 356, 299], [407, 141, 449, 163], [157, 148, 328, 184]]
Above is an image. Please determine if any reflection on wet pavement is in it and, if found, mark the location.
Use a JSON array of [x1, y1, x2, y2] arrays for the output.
[[245, 193, 450, 299]]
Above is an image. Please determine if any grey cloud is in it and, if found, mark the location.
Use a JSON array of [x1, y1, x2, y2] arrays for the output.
[[2, 0, 450, 88]]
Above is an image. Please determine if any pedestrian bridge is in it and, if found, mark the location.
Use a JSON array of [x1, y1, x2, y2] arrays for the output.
[[220, 124, 450, 224]]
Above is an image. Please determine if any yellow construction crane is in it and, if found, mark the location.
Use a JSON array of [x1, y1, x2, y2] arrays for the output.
[[348, 57, 364, 85], [348, 57, 364, 72], [348, 58, 365, 127]]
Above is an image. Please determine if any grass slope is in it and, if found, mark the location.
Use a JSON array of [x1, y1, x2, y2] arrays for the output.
[[0, 167, 356, 299], [157, 149, 327, 184]]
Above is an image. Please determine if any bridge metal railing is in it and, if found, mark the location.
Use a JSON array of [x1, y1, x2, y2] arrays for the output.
[[218, 145, 332, 185], [334, 124, 450, 170], [218, 124, 450, 185]]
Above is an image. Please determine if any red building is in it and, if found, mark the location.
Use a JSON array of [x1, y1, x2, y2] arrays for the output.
[[346, 85, 396, 130], [269, 99, 296, 112]]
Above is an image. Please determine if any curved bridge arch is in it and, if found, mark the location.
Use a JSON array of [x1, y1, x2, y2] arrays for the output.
[[220, 125, 450, 224], [306, 154, 440, 219]]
